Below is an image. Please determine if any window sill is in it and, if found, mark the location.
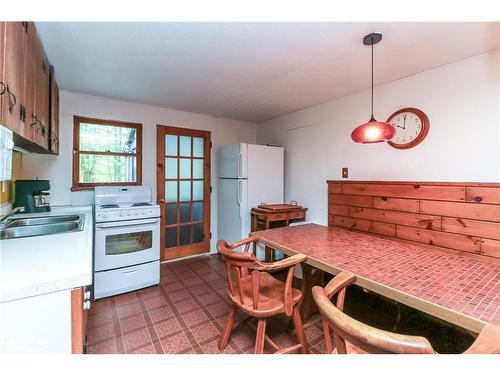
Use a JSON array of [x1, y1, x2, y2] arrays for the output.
[[71, 182, 142, 192]]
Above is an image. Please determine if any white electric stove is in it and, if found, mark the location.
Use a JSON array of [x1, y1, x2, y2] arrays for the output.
[[93, 186, 160, 299]]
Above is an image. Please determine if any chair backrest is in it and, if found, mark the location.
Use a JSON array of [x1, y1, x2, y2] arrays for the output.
[[217, 237, 261, 307], [217, 237, 305, 316], [312, 271, 436, 354]]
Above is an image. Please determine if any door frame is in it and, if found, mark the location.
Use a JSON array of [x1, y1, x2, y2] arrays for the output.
[[156, 125, 211, 261]]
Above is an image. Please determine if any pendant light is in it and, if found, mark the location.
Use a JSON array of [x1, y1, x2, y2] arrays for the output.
[[351, 33, 395, 144]]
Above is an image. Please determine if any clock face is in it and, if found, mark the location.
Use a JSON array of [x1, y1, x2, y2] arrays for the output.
[[387, 108, 429, 149]]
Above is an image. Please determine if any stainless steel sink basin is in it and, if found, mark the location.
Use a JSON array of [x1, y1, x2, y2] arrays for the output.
[[6, 215, 82, 228], [0, 215, 85, 240]]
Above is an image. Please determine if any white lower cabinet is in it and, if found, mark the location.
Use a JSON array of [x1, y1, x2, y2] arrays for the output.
[[0, 287, 89, 353]]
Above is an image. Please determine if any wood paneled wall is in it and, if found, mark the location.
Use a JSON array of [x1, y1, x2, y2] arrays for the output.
[[327, 180, 500, 260]]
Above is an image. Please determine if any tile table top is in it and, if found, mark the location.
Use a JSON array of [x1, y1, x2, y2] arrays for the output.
[[252, 224, 500, 332]]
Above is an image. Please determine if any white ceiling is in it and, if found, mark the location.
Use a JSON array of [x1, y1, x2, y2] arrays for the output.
[[36, 22, 499, 123]]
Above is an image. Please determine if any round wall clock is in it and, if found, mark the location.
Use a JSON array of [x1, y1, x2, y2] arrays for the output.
[[386, 108, 430, 149]]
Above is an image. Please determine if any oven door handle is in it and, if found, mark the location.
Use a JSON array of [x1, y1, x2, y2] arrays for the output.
[[96, 218, 160, 229]]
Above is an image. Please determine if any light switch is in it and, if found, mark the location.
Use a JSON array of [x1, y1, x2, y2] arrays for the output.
[[342, 167, 348, 178]]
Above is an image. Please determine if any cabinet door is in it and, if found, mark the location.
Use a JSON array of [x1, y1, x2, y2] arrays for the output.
[[1, 22, 25, 135], [33, 33, 50, 148], [0, 22, 4, 125], [22, 22, 37, 143], [49, 66, 59, 154], [71, 287, 89, 354]]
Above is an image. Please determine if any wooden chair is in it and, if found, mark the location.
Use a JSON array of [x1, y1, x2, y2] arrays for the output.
[[217, 237, 309, 354], [312, 270, 500, 354]]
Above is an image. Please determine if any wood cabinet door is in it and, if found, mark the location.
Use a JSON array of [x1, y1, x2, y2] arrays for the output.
[[1, 22, 25, 135], [71, 287, 88, 354], [49, 66, 59, 154], [22, 22, 37, 143], [33, 33, 50, 148], [0, 22, 4, 125]]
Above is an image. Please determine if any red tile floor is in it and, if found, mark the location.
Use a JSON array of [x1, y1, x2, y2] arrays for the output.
[[87, 254, 328, 354]]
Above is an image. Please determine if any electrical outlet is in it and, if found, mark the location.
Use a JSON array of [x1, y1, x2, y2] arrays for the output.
[[342, 167, 348, 178]]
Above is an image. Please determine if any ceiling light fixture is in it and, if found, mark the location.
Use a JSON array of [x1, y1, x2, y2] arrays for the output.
[[351, 33, 395, 144]]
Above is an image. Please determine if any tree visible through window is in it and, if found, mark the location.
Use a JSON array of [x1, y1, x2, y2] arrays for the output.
[[72, 116, 142, 189]]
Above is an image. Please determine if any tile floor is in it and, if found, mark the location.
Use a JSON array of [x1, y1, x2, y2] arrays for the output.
[[87, 254, 328, 354]]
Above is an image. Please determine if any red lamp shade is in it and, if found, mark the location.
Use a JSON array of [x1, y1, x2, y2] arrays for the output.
[[351, 117, 396, 144]]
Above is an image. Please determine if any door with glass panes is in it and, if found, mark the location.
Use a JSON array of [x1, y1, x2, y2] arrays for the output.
[[157, 125, 211, 260]]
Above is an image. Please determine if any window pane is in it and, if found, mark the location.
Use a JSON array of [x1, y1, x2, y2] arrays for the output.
[[165, 135, 178, 156], [165, 204, 177, 225], [80, 123, 137, 153], [179, 158, 191, 179], [179, 136, 191, 157], [166, 227, 177, 248], [193, 159, 203, 179], [193, 137, 204, 158], [193, 202, 203, 222], [180, 225, 191, 246], [193, 223, 204, 243], [165, 158, 178, 179], [179, 181, 191, 201], [165, 181, 177, 202], [179, 203, 191, 223], [79, 154, 136, 183], [193, 181, 203, 201]]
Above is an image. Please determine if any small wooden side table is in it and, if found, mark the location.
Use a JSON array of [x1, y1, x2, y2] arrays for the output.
[[251, 203, 308, 262]]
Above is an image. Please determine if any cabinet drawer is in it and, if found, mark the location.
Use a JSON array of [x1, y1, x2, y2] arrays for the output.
[[94, 260, 159, 299], [288, 211, 305, 220], [269, 213, 287, 221]]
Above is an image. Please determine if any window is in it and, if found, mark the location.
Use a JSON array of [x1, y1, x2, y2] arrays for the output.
[[72, 116, 142, 190]]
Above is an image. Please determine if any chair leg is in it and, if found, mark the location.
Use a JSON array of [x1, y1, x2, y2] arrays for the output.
[[254, 319, 267, 354], [292, 306, 309, 354], [218, 306, 237, 350], [322, 319, 333, 353]]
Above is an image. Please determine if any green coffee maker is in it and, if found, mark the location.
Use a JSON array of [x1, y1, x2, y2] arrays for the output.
[[13, 179, 51, 213]]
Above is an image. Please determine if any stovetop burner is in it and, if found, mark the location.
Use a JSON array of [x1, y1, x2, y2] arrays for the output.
[[131, 202, 152, 207], [100, 204, 120, 209]]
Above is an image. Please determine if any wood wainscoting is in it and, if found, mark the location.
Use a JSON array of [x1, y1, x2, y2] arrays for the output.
[[327, 180, 500, 261]]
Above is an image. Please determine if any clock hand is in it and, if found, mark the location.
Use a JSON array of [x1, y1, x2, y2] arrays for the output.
[[403, 114, 407, 130]]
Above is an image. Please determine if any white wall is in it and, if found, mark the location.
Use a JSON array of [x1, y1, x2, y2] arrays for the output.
[[22, 91, 258, 251], [258, 51, 500, 226]]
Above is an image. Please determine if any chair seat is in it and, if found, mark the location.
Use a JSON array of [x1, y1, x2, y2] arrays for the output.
[[229, 272, 302, 317]]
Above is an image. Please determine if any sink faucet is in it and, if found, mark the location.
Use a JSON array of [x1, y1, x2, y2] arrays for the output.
[[0, 206, 25, 228]]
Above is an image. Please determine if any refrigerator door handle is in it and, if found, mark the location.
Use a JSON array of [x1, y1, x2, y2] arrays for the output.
[[237, 180, 243, 218], [237, 153, 242, 178]]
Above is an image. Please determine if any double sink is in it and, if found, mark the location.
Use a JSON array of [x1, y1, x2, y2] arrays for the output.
[[0, 215, 85, 240]]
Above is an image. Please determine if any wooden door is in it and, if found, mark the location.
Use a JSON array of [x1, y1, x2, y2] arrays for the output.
[[157, 125, 211, 260], [1, 22, 25, 135]]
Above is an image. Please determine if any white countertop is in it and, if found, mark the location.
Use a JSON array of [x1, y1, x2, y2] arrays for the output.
[[0, 205, 93, 303]]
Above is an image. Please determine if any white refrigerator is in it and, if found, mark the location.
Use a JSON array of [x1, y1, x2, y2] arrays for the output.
[[217, 143, 284, 256]]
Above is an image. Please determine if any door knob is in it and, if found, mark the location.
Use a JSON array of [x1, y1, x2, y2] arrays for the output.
[[159, 198, 165, 203]]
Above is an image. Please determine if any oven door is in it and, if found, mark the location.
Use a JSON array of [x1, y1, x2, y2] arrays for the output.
[[94, 218, 160, 271]]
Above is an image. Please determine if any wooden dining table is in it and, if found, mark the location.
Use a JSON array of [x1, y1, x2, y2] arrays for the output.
[[251, 224, 500, 335]]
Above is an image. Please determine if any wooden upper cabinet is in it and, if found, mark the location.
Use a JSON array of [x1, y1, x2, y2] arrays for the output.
[[22, 22, 37, 143], [49, 66, 59, 154], [1, 22, 26, 135], [33, 32, 50, 149], [1, 21, 59, 153], [0, 22, 4, 125]]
